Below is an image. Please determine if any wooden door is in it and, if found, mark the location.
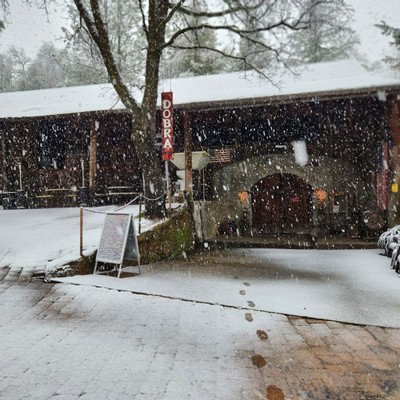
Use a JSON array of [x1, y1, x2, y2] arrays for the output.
[[251, 174, 312, 233]]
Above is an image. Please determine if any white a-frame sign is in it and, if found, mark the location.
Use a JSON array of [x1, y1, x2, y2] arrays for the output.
[[94, 212, 140, 278]]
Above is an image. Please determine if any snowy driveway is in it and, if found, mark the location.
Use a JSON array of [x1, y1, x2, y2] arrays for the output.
[[55, 248, 400, 328], [1, 207, 398, 328]]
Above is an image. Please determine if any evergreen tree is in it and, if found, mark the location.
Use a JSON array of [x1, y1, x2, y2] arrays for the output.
[[0, 52, 13, 91], [287, 0, 358, 64], [161, 0, 226, 77], [0, 0, 6, 33], [376, 22, 400, 70], [56, 48, 105, 86], [20, 42, 64, 90], [235, 14, 273, 72]]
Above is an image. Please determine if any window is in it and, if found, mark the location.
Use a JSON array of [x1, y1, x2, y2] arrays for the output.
[[193, 123, 236, 148], [36, 120, 66, 169]]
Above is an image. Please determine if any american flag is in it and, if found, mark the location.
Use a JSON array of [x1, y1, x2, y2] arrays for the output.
[[376, 141, 389, 211], [211, 148, 234, 163]]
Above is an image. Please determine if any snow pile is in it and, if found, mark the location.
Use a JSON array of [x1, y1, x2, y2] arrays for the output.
[[292, 140, 309, 166]]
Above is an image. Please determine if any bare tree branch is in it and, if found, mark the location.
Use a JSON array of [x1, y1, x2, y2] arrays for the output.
[[74, 0, 140, 113], [172, 0, 265, 18], [162, 18, 309, 50], [171, 43, 281, 85], [158, 0, 185, 32], [138, 0, 149, 39]]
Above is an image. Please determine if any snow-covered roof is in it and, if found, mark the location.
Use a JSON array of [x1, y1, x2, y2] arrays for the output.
[[0, 84, 125, 119], [1, 59, 400, 119]]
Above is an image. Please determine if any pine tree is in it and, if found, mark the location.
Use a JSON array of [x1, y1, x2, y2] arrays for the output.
[[19, 42, 65, 90], [161, 0, 226, 77], [287, 0, 358, 64], [0, 52, 13, 91], [376, 22, 400, 70], [235, 15, 273, 72]]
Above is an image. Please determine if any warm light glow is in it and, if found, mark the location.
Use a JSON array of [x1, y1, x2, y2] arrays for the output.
[[314, 188, 328, 204], [238, 191, 249, 203]]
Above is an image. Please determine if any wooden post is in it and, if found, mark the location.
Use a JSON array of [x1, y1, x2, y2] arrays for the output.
[[89, 119, 97, 191], [183, 112, 193, 194], [0, 130, 7, 191], [80, 207, 83, 257]]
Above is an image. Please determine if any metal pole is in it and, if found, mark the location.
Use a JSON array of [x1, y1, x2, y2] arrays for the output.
[[183, 112, 193, 194], [18, 162, 22, 191], [80, 207, 83, 257], [165, 160, 171, 211], [81, 159, 85, 188], [202, 168, 205, 201], [138, 194, 142, 234]]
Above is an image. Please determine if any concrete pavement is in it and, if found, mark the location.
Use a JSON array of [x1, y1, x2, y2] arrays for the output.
[[1, 266, 400, 400]]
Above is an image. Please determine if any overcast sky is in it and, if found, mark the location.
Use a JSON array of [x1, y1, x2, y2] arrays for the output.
[[0, 0, 398, 65]]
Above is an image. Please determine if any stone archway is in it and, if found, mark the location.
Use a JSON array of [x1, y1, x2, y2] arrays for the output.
[[251, 173, 313, 233]]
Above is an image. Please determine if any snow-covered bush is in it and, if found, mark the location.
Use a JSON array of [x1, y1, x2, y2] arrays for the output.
[[377, 225, 400, 256]]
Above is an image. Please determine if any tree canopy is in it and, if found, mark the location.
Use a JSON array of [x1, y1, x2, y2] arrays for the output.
[[287, 0, 358, 64], [1, 1, 360, 88]]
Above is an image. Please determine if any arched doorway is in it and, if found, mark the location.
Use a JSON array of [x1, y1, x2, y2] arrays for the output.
[[251, 174, 313, 233]]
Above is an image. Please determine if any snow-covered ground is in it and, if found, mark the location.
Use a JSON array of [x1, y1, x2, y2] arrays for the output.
[[0, 206, 152, 272], [55, 248, 400, 328], [1, 207, 399, 327]]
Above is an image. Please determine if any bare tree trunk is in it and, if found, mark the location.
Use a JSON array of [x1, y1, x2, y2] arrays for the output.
[[73, 0, 170, 219], [131, 109, 165, 219], [131, 0, 170, 218]]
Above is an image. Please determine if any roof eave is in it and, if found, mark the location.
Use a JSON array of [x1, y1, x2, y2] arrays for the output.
[[174, 85, 400, 112]]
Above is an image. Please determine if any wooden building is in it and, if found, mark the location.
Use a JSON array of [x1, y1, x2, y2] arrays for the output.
[[1, 60, 400, 239], [0, 86, 140, 208]]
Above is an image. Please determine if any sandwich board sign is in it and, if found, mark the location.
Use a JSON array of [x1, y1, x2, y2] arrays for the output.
[[94, 212, 140, 278]]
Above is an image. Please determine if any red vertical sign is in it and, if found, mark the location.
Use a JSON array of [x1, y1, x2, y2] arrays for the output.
[[161, 92, 174, 161]]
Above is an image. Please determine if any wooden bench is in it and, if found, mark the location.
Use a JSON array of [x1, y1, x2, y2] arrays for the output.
[[2, 191, 17, 209], [35, 188, 78, 208]]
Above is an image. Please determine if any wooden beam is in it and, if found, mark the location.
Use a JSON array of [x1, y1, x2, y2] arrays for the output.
[[390, 96, 400, 145], [89, 118, 97, 189], [183, 111, 192, 194]]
